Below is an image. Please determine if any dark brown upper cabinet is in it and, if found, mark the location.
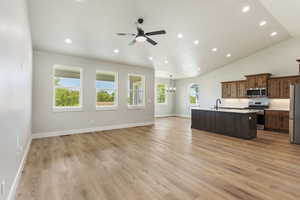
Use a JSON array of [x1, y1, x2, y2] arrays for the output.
[[221, 73, 300, 99], [268, 76, 300, 99], [222, 80, 247, 98], [236, 81, 247, 98], [245, 73, 271, 89]]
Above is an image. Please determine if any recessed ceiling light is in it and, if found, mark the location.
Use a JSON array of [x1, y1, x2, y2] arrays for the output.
[[211, 48, 218, 52], [226, 53, 232, 58], [164, 60, 169, 64], [113, 49, 119, 54], [149, 57, 153, 61], [271, 32, 278, 37], [194, 40, 199, 45], [177, 33, 183, 39], [259, 21, 267, 26], [65, 38, 72, 44], [242, 6, 250, 13]]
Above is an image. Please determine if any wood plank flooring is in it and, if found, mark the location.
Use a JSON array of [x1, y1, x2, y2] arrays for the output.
[[17, 117, 300, 200]]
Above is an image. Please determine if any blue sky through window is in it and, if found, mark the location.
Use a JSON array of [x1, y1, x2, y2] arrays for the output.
[[96, 80, 115, 90], [56, 78, 114, 90], [56, 77, 80, 87]]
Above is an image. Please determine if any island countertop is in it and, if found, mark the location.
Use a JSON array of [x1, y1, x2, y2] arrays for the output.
[[191, 107, 259, 114]]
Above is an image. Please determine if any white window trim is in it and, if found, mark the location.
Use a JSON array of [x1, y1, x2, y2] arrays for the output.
[[188, 83, 200, 107], [128, 73, 145, 109], [156, 83, 167, 105], [95, 70, 118, 111], [53, 65, 83, 112]]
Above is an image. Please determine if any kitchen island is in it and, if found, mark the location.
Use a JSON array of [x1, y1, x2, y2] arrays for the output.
[[191, 108, 257, 139]]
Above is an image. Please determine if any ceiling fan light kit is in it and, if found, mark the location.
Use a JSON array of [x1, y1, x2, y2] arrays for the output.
[[117, 18, 166, 46]]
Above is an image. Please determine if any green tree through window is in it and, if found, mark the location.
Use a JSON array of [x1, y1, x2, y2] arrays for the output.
[[189, 84, 199, 105], [54, 66, 81, 108], [96, 71, 117, 107], [157, 84, 166, 104]]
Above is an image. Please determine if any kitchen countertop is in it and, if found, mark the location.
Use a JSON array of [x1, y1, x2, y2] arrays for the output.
[[192, 107, 259, 114], [265, 108, 290, 112]]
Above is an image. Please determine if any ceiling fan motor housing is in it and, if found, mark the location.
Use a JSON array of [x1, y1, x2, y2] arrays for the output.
[[138, 18, 144, 24]]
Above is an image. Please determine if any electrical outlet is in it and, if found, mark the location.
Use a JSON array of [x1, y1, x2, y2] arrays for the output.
[[1, 180, 5, 196]]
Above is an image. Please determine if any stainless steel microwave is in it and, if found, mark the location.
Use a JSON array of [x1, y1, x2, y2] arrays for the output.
[[247, 88, 267, 98]]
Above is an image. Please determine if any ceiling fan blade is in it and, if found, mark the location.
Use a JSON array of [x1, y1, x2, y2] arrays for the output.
[[146, 37, 157, 46], [129, 39, 136, 46], [116, 33, 136, 36], [145, 30, 166, 36]]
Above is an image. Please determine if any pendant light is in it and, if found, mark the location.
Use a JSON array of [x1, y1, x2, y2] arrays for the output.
[[167, 75, 176, 93]]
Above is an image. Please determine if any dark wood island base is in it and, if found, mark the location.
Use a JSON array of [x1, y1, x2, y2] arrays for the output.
[[192, 109, 257, 139]]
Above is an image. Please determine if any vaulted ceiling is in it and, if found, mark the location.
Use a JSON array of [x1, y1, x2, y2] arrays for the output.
[[28, 0, 291, 79]]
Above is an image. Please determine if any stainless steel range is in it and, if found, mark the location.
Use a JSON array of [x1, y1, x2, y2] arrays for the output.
[[245, 100, 269, 130]]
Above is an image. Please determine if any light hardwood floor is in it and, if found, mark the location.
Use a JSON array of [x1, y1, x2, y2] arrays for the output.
[[17, 117, 300, 200]]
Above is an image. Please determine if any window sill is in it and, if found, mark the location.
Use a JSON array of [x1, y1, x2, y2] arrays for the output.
[[128, 105, 145, 110], [96, 106, 118, 111], [53, 107, 83, 112], [156, 103, 168, 105]]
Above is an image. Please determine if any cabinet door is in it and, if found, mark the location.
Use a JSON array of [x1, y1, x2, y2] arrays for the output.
[[265, 111, 272, 129], [222, 83, 232, 98], [281, 78, 292, 98], [237, 81, 247, 98], [280, 111, 289, 132], [265, 111, 279, 130], [257, 76, 268, 88], [222, 83, 229, 98], [222, 83, 227, 98], [247, 77, 257, 88], [268, 79, 281, 98], [230, 82, 237, 98]]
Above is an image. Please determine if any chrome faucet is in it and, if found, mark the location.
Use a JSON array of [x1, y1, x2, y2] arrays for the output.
[[215, 99, 222, 110]]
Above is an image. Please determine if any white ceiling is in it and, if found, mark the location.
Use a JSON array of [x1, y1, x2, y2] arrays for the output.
[[28, 0, 291, 79], [259, 0, 300, 37]]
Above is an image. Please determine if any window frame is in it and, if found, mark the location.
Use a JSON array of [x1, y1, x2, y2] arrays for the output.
[[188, 83, 200, 107], [156, 83, 167, 105], [95, 70, 118, 111], [52, 65, 83, 112], [128, 73, 146, 109]]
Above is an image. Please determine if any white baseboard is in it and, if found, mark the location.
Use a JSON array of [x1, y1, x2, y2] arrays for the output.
[[155, 114, 175, 118], [32, 121, 154, 139], [175, 114, 191, 118], [7, 137, 32, 200]]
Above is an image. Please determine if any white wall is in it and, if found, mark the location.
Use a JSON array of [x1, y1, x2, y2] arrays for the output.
[[0, 0, 32, 199], [32, 51, 155, 135], [175, 37, 300, 116], [155, 78, 175, 117]]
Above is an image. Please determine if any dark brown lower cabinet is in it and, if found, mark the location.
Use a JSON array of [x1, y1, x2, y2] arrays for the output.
[[191, 109, 257, 139], [265, 110, 289, 133]]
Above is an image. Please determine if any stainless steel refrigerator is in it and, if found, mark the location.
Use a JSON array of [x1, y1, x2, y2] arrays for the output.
[[290, 84, 300, 144]]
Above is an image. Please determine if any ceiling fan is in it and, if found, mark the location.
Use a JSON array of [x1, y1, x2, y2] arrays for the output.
[[116, 18, 166, 46]]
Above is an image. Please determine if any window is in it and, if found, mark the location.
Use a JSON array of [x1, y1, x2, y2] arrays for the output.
[[189, 84, 200, 105], [96, 71, 118, 109], [53, 65, 82, 111], [156, 84, 167, 104], [128, 74, 145, 107]]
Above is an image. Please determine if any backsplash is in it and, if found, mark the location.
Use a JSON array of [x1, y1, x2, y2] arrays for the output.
[[221, 99, 250, 108], [221, 98, 290, 110], [269, 99, 290, 110]]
